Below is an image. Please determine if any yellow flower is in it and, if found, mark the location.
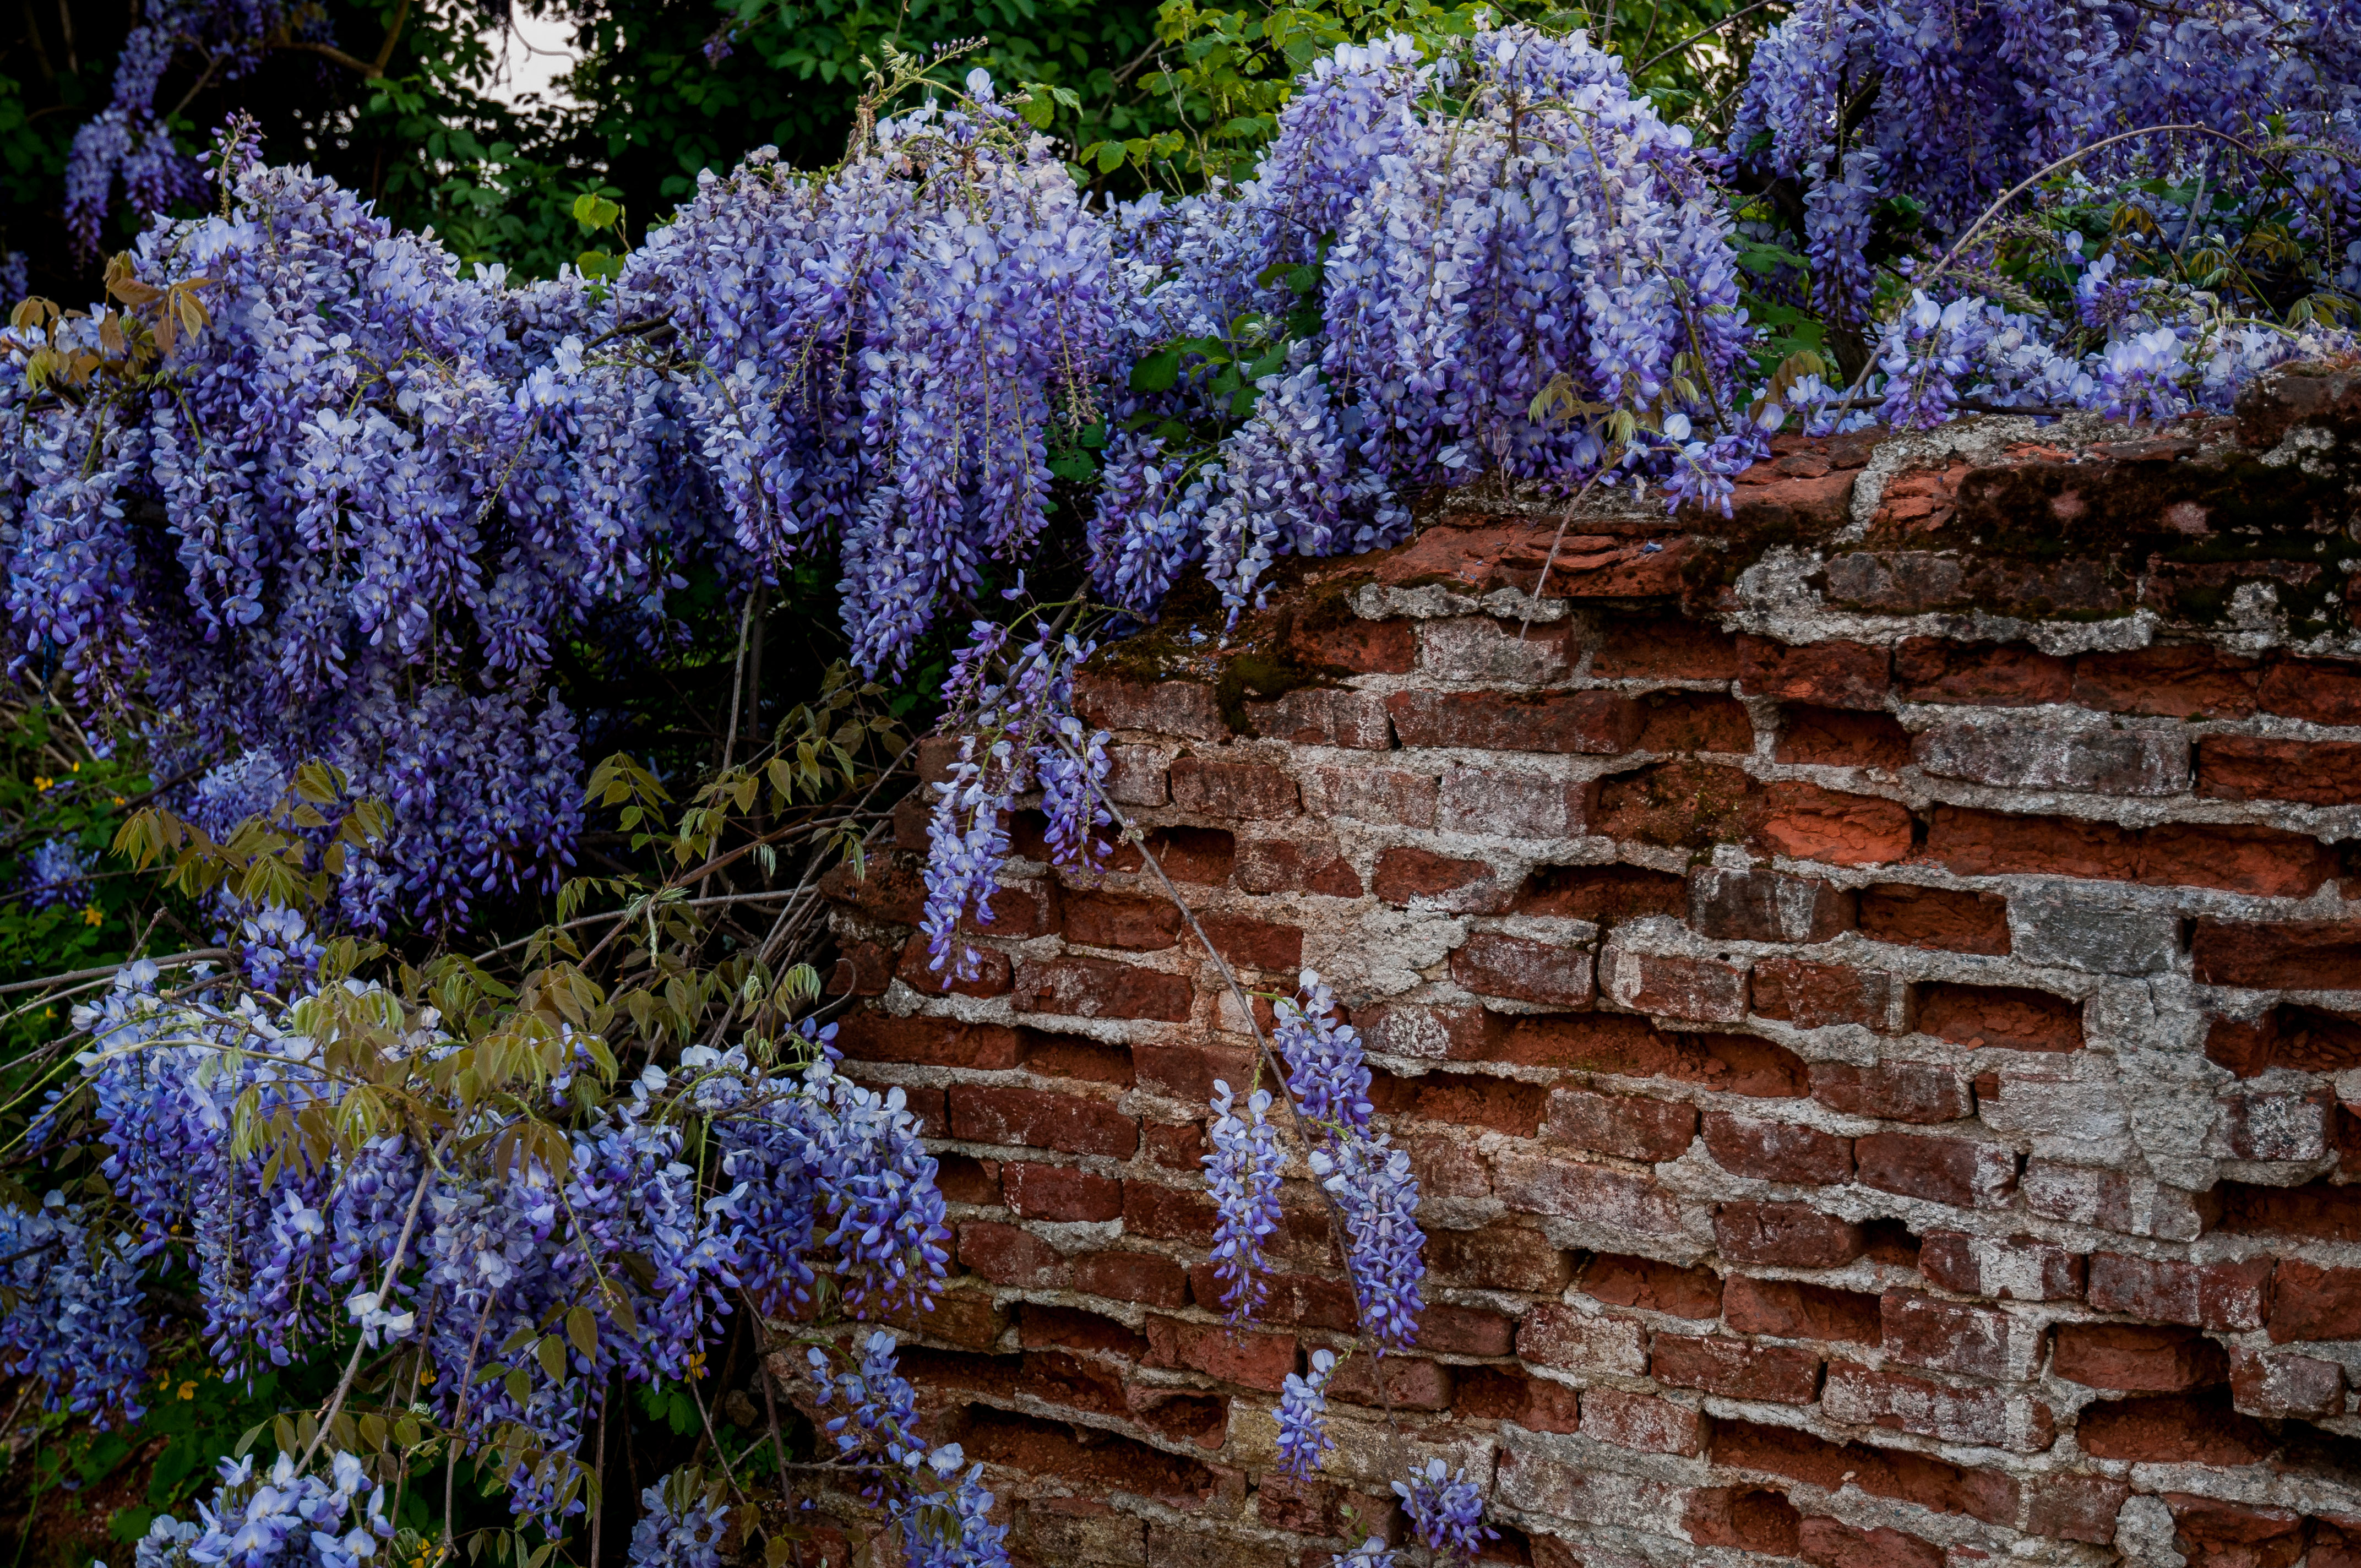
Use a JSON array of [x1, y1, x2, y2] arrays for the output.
[[112, 795, 126, 806], [33, 776, 51, 791], [178, 1380, 198, 1401], [83, 906, 104, 928], [687, 1350, 708, 1381]]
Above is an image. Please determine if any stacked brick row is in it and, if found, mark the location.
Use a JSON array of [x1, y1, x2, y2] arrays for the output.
[[814, 380, 2361, 1568]]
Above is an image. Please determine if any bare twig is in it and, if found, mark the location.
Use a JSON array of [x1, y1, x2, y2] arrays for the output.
[[0, 948, 227, 997]]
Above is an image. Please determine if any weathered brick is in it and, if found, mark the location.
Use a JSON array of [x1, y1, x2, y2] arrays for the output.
[[1064, 889, 1184, 950], [1918, 1232, 2083, 1301], [1913, 717, 2190, 796], [1810, 1060, 1972, 1124], [1515, 863, 1688, 922], [1299, 764, 1437, 826], [2008, 892, 2182, 976], [1917, 982, 2082, 1052], [2052, 1322, 2225, 1391], [2074, 645, 2259, 718], [1235, 836, 1363, 896], [1592, 618, 1739, 680], [1714, 1201, 1864, 1268], [1854, 1132, 2017, 1208], [1075, 671, 1226, 739], [1494, 1147, 1685, 1237], [958, 1221, 1067, 1288], [1638, 691, 1756, 754], [1776, 705, 1912, 768], [1143, 1316, 1296, 1391], [1507, 1012, 1808, 1094], [1756, 781, 1914, 866], [1688, 867, 1856, 944], [1519, 1303, 1650, 1375], [1003, 1162, 1124, 1222], [1582, 1389, 1705, 1455], [1601, 943, 1749, 1022], [2084, 1252, 2271, 1330], [1820, 1363, 2055, 1451], [1880, 1291, 2045, 1380], [2193, 919, 2361, 989], [1287, 614, 1417, 673], [1354, 1000, 1502, 1063], [950, 1084, 1140, 1159], [2022, 1474, 2131, 1545], [1372, 846, 1510, 913], [2231, 1345, 2346, 1418], [1419, 615, 1574, 683], [1651, 1333, 1822, 1404], [1198, 913, 1303, 973], [1894, 637, 2071, 705], [2164, 1497, 2308, 1568], [896, 932, 1015, 998], [1496, 1449, 1694, 1536], [1069, 1250, 1189, 1306], [1737, 636, 1892, 709], [1798, 1517, 1943, 1568], [1244, 687, 1394, 750], [1858, 883, 2011, 956], [1451, 932, 1597, 1008], [1751, 957, 1913, 1033], [2264, 1257, 2361, 1342], [1019, 1029, 1135, 1086], [2198, 734, 2361, 805], [1372, 1068, 1544, 1137], [2076, 1390, 2272, 1464], [1723, 1276, 1881, 1344], [1454, 1365, 1583, 1434], [1437, 766, 1593, 837], [1386, 688, 1643, 752], [1580, 1252, 1723, 1318], [1169, 756, 1301, 818], [1683, 1487, 1804, 1556], [1429, 1221, 1576, 1295], [1013, 956, 1194, 1023], [1928, 806, 2337, 899], [1545, 1088, 1698, 1161], [2022, 1165, 2214, 1241], [837, 1013, 1021, 1069], [2260, 657, 2361, 725], [1701, 1110, 1854, 1185]]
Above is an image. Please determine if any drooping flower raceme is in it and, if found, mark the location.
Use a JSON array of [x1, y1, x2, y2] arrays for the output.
[[1205, 1081, 1286, 1323], [1396, 1459, 1497, 1565], [1275, 1347, 1337, 1479]]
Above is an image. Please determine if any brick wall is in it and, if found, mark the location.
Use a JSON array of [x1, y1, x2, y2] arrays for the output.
[[815, 368, 2361, 1568]]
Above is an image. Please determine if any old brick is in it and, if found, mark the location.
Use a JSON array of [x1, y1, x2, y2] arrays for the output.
[[1547, 1088, 1701, 1161], [2008, 892, 2182, 976], [819, 853, 929, 922], [836, 1014, 1021, 1070], [1508, 1012, 1808, 1095], [1437, 765, 1593, 837], [1777, 705, 1912, 768], [1638, 690, 1755, 754], [1917, 983, 2082, 1052], [1141, 825, 1235, 883], [1387, 689, 1642, 753], [1755, 781, 1914, 866], [2166, 1496, 2308, 1568], [1652, 1333, 1822, 1404], [1287, 614, 1417, 674], [1798, 1517, 1943, 1568], [2074, 645, 2259, 718], [1198, 914, 1303, 973], [1326, 1353, 1454, 1411], [1918, 1232, 2083, 1301], [1065, 890, 1184, 951], [1020, 1303, 1150, 1360], [1244, 687, 1394, 750], [2265, 1257, 2361, 1342], [1299, 764, 1437, 827], [1601, 943, 1748, 1022], [2260, 657, 2361, 725], [1859, 883, 2011, 956], [1494, 1148, 1685, 1236], [1169, 757, 1300, 818], [1019, 1028, 1135, 1086], [1373, 846, 1510, 913], [1452, 932, 1597, 1008], [1914, 718, 2189, 796], [896, 933, 1015, 998], [1136, 1044, 1260, 1110], [1928, 805, 2337, 899], [1854, 1132, 2017, 1208], [1495, 1449, 1693, 1536], [1013, 956, 1194, 1023], [1881, 1291, 2044, 1380], [1751, 957, 1912, 1033], [936, 1152, 1002, 1206], [1715, 1201, 1865, 1268], [1144, 1316, 1296, 1391], [2085, 1253, 2271, 1330], [1582, 1389, 1705, 1455], [1579, 1252, 1723, 1318], [1354, 1001, 1502, 1063], [1688, 867, 1856, 944], [2199, 734, 2361, 805], [1820, 1363, 2054, 1451], [1075, 671, 1226, 739], [2206, 1004, 2361, 1077], [1519, 1303, 1650, 1375], [1419, 615, 1574, 682], [951, 1085, 1139, 1159], [2075, 1389, 2272, 1464], [1684, 1487, 1803, 1556], [1454, 1365, 1582, 1434], [2052, 1322, 2226, 1391], [2023, 1475, 2131, 1545], [1417, 1302, 1517, 1357], [2231, 1345, 2345, 1418], [1810, 1061, 1972, 1124], [826, 938, 893, 997], [1515, 863, 1688, 922], [1597, 759, 1764, 848], [1021, 1500, 1147, 1567], [1737, 637, 1892, 709], [1593, 618, 1740, 680], [1429, 1222, 1576, 1295], [1723, 1276, 1881, 1344], [2193, 919, 2361, 989], [959, 1221, 1067, 1288], [1894, 638, 2071, 705], [1236, 836, 1362, 897], [1002, 1162, 1123, 1223], [1069, 1250, 1189, 1306], [1701, 1111, 1855, 1185], [1372, 1068, 1545, 1137], [2208, 1082, 2336, 1162], [1716, 1420, 2017, 1526]]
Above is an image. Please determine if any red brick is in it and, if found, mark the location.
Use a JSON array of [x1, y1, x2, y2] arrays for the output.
[[2221, 1179, 2361, 1242], [2265, 1257, 2361, 1342], [2260, 657, 2361, 725], [1143, 1316, 1296, 1391], [1198, 914, 1303, 973], [836, 1013, 1020, 1069], [1417, 1302, 1517, 1357], [1286, 614, 1417, 673], [1894, 638, 2071, 705], [1019, 1303, 1150, 1359], [1132, 1041, 1253, 1106], [1300, 764, 1438, 827], [1065, 889, 1184, 950], [1075, 671, 1226, 738], [1777, 706, 1912, 768], [2199, 734, 2361, 805], [1386, 689, 1643, 753], [819, 853, 928, 922], [896, 932, 1015, 998], [1455, 1365, 1583, 1434], [1854, 1132, 2016, 1208], [1546, 1089, 1696, 1161], [1012, 956, 1194, 1023], [2023, 1474, 2131, 1545], [1069, 1250, 1189, 1306], [1711, 1420, 2015, 1526], [1235, 836, 1363, 896], [950, 1084, 1139, 1159], [1184, 1262, 1354, 1332], [1798, 1517, 1943, 1568], [2076, 1390, 2272, 1464], [967, 878, 1060, 938], [1917, 982, 2082, 1052], [1820, 1363, 2054, 1451], [1169, 757, 1299, 819], [958, 1221, 1066, 1288], [1634, 690, 1754, 754], [1723, 1276, 1881, 1344], [1755, 782, 1914, 866], [1651, 1333, 1822, 1404], [1373, 846, 1510, 913], [1596, 759, 1765, 848], [2206, 1004, 2361, 1077], [1688, 867, 1857, 943], [2194, 919, 2361, 989], [1581, 1389, 1705, 1456], [1684, 1487, 1803, 1556], [1601, 944, 1749, 1022], [1018, 1028, 1135, 1086], [1858, 884, 2010, 956], [1508, 1013, 1808, 1096], [2086, 1253, 2271, 1331], [1918, 1232, 2083, 1302], [2166, 1496, 2308, 1568], [825, 938, 894, 997], [2074, 645, 2259, 718], [2052, 1322, 2226, 1391], [2230, 1345, 2346, 1418], [1928, 806, 2337, 900], [1418, 614, 1575, 682], [1144, 1121, 1205, 1171], [1515, 863, 1687, 922], [1429, 1222, 1576, 1295], [1373, 1069, 1545, 1137], [935, 1152, 1002, 1206], [1325, 1354, 1453, 1413], [1578, 1252, 1723, 1318], [1493, 1149, 1685, 1237], [1452, 932, 1596, 1008], [1003, 1162, 1124, 1223], [1593, 618, 1740, 680], [1701, 1111, 1854, 1184], [1518, 1304, 1649, 1374], [1105, 744, 1172, 805], [1141, 825, 1234, 883], [1714, 1201, 1864, 1267], [1881, 1290, 2043, 1379], [1437, 765, 1596, 838], [1737, 637, 1892, 709], [1810, 1060, 1971, 1124], [1751, 957, 1912, 1034]]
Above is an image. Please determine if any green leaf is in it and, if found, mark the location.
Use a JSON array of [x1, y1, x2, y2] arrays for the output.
[[1047, 453, 1096, 482], [1129, 349, 1181, 394], [537, 1333, 567, 1381], [1097, 141, 1127, 173]]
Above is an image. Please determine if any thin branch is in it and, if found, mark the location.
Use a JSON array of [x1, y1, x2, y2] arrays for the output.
[[298, 1136, 445, 1471], [0, 947, 226, 997], [1633, 0, 1776, 76]]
